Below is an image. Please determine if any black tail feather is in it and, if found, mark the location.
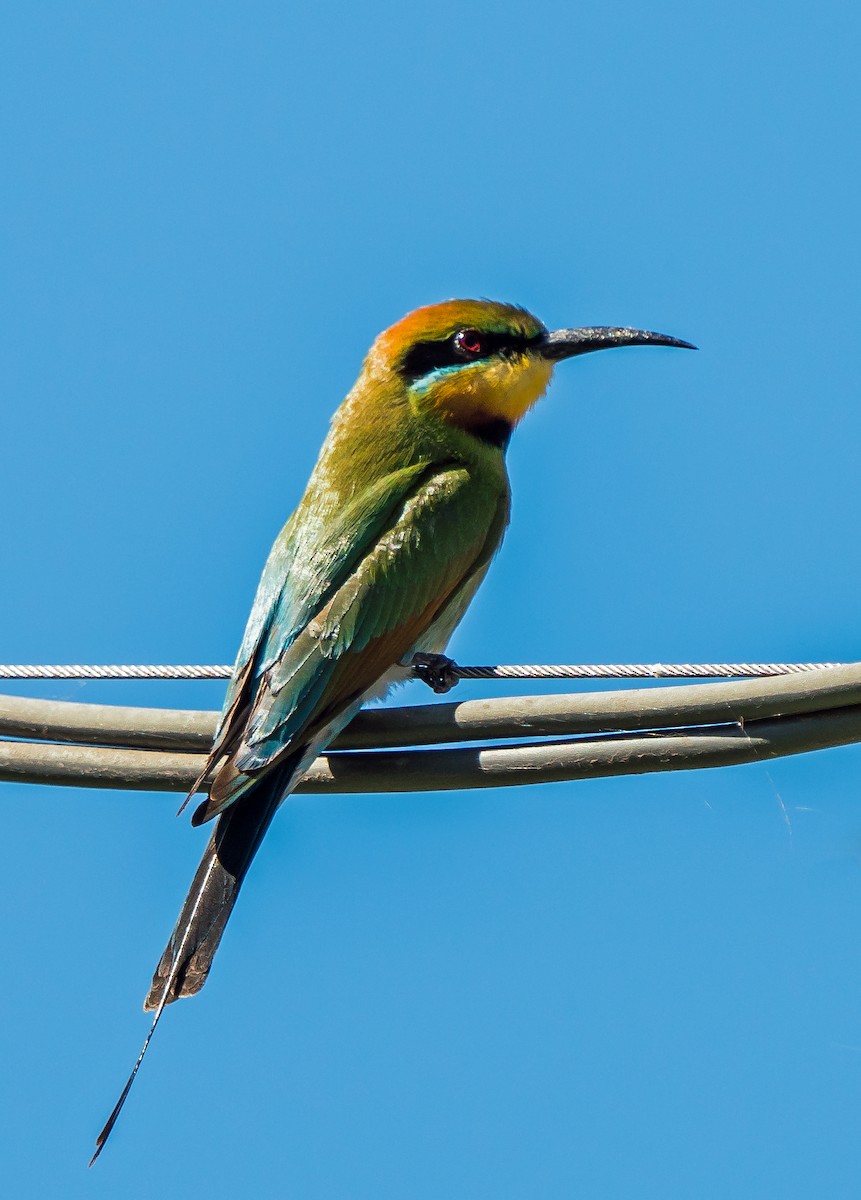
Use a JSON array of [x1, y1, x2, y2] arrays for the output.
[[92, 760, 300, 1163], [144, 768, 289, 1010]]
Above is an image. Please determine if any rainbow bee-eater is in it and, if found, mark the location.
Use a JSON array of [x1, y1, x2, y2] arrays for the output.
[[92, 299, 693, 1160]]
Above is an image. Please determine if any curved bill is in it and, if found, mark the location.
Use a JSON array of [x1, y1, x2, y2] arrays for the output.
[[538, 326, 697, 361]]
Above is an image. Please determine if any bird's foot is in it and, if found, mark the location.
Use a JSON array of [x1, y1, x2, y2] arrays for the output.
[[411, 653, 460, 694]]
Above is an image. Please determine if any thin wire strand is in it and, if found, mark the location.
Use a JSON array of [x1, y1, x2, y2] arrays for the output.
[[453, 662, 846, 680], [0, 661, 847, 681]]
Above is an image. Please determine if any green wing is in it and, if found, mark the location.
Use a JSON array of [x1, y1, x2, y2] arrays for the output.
[[207, 460, 438, 766], [195, 460, 508, 823]]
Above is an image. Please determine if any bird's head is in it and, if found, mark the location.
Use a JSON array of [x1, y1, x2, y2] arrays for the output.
[[367, 299, 694, 447]]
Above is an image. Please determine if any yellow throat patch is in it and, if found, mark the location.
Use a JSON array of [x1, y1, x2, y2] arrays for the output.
[[416, 352, 554, 432]]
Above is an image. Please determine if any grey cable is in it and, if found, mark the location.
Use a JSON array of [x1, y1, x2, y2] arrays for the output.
[[3, 664, 861, 793], [0, 661, 846, 681]]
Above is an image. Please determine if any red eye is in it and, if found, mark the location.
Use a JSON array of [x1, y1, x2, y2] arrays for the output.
[[454, 328, 485, 357]]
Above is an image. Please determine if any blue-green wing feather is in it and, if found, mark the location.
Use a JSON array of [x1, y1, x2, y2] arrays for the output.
[[208, 460, 440, 762], [197, 462, 507, 822]]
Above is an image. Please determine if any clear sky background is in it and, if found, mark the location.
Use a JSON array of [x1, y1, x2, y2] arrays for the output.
[[3, 2, 861, 1196]]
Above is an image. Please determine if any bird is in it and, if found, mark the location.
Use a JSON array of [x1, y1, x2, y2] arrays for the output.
[[91, 298, 694, 1161]]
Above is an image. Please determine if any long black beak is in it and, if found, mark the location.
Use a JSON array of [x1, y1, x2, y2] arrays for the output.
[[538, 326, 696, 361]]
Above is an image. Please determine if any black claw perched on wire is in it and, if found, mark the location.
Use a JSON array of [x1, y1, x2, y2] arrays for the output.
[[410, 653, 461, 694]]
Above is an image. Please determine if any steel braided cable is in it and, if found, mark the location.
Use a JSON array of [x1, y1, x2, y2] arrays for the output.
[[0, 661, 846, 681]]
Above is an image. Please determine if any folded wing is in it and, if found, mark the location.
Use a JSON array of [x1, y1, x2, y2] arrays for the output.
[[191, 460, 509, 825]]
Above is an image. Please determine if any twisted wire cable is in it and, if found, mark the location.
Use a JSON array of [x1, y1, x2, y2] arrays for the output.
[[0, 661, 846, 681]]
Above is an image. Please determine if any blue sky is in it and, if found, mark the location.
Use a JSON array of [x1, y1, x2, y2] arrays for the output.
[[3, 2, 861, 1195]]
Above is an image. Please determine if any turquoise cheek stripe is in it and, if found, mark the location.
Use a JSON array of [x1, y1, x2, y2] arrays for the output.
[[409, 361, 475, 396]]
